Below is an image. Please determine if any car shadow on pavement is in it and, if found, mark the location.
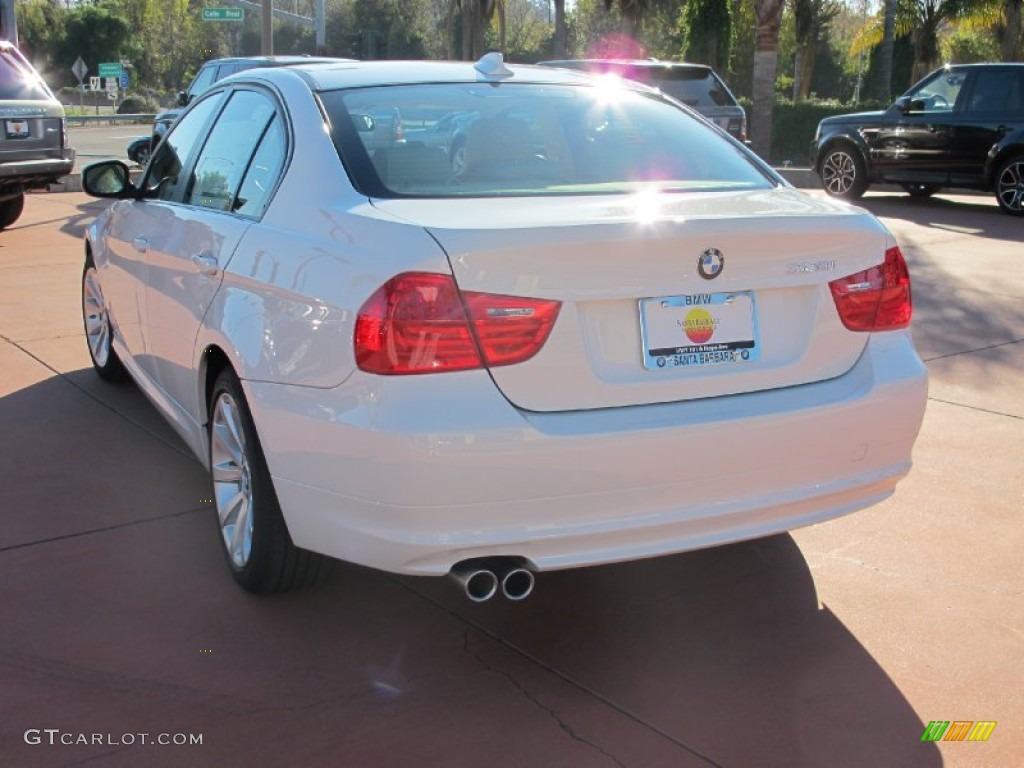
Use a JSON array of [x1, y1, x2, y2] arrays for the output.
[[0, 369, 941, 767], [855, 192, 1018, 242], [399, 536, 943, 767]]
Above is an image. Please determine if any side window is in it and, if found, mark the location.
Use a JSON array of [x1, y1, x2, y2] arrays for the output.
[[188, 65, 219, 100], [187, 90, 277, 213], [235, 115, 287, 217], [966, 71, 1016, 113], [146, 92, 226, 202]]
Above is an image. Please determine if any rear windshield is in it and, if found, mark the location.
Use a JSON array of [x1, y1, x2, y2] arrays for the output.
[[642, 70, 737, 108], [0, 49, 52, 101], [321, 82, 768, 198]]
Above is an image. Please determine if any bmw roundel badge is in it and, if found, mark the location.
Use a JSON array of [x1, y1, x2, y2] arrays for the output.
[[697, 248, 725, 280]]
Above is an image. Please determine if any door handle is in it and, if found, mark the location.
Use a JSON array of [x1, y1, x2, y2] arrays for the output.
[[133, 236, 148, 253], [191, 251, 219, 276]]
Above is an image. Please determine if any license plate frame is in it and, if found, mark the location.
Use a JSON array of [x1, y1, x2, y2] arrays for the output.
[[639, 291, 760, 371]]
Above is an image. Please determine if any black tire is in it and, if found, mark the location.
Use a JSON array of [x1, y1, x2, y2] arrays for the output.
[[208, 368, 331, 593], [901, 183, 941, 199], [819, 144, 868, 200], [994, 154, 1024, 216], [82, 253, 129, 382], [0, 193, 25, 230]]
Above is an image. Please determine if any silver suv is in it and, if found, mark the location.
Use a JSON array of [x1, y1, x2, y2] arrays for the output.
[[0, 41, 74, 229], [538, 59, 748, 142]]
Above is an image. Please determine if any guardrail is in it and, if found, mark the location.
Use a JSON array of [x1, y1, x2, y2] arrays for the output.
[[66, 114, 156, 126]]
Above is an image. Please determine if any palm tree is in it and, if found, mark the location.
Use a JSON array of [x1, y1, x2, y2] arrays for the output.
[[554, 0, 567, 57], [878, 0, 898, 100], [447, 0, 506, 60], [750, 0, 785, 159], [851, 0, 997, 89], [999, 0, 1022, 60]]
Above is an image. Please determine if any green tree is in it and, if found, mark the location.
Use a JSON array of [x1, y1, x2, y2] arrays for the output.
[[681, 0, 732, 72], [54, 4, 131, 88]]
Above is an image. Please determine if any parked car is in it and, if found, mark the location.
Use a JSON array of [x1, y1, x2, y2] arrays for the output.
[[538, 58, 748, 142], [0, 40, 74, 229], [82, 56, 927, 599], [127, 55, 343, 165], [811, 63, 1024, 215]]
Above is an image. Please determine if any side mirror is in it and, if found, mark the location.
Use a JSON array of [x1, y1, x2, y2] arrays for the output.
[[82, 161, 137, 199], [177, 90, 189, 107], [892, 96, 912, 114]]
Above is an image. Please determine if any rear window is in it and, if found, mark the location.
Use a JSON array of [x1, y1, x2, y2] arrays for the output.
[[0, 49, 52, 101], [321, 82, 767, 199], [642, 69, 737, 108]]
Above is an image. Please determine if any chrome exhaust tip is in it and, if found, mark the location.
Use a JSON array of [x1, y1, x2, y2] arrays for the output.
[[500, 567, 535, 601], [449, 563, 498, 603]]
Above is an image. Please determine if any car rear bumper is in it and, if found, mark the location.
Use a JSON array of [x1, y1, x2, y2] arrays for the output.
[[245, 331, 927, 575], [0, 149, 75, 187]]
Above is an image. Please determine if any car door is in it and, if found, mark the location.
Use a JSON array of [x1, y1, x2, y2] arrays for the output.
[[98, 93, 227, 368], [949, 68, 1024, 186], [869, 69, 967, 184], [143, 88, 284, 426]]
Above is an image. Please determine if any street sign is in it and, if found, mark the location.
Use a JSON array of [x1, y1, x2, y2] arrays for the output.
[[105, 77, 119, 93], [71, 56, 88, 83], [107, 92, 118, 101], [89, 76, 101, 91], [202, 8, 244, 21], [98, 62, 122, 78], [120, 72, 129, 89]]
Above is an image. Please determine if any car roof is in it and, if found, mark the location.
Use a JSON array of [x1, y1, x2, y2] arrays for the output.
[[208, 55, 347, 67], [237, 59, 652, 92], [539, 59, 714, 75]]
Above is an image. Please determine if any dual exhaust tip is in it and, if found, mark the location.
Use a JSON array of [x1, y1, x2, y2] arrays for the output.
[[450, 558, 535, 603]]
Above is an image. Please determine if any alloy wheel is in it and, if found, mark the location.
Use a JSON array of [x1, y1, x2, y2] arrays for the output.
[[211, 392, 254, 568], [821, 150, 859, 197], [82, 267, 111, 367], [996, 159, 1024, 214]]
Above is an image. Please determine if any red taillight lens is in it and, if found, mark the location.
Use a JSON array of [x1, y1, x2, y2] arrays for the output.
[[354, 272, 560, 375], [829, 246, 912, 332]]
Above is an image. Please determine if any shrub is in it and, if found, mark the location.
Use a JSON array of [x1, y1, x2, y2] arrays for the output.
[[117, 95, 160, 115]]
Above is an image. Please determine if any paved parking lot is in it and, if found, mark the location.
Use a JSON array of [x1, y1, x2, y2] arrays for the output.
[[1, 190, 1021, 767]]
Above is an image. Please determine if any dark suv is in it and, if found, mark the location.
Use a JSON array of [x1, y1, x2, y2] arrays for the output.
[[811, 63, 1024, 215], [0, 41, 74, 229], [537, 59, 747, 142], [129, 55, 342, 164]]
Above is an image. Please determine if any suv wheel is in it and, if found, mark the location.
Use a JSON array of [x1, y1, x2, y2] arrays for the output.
[[994, 155, 1024, 216], [820, 145, 868, 200], [0, 193, 25, 230]]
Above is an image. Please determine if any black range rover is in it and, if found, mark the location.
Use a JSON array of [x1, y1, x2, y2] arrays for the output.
[[811, 63, 1024, 215]]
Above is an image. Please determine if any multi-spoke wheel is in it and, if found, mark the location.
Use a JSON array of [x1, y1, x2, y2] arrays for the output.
[[994, 155, 1024, 216], [82, 255, 128, 382], [208, 369, 330, 592], [820, 145, 868, 200]]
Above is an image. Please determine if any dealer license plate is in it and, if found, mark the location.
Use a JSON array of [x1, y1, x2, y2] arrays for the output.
[[640, 291, 759, 371], [5, 120, 29, 139]]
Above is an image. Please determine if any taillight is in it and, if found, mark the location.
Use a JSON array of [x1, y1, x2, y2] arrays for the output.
[[354, 272, 560, 375], [829, 246, 912, 332]]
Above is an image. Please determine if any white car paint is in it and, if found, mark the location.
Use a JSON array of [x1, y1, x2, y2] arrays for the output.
[[84, 60, 928, 579]]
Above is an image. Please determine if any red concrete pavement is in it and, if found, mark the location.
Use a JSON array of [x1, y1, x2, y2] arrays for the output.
[[0, 189, 1020, 767]]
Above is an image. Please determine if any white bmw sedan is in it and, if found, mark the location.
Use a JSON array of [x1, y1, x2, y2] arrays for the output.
[[81, 55, 927, 599]]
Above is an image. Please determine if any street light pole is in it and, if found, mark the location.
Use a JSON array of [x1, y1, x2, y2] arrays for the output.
[[261, 0, 273, 55]]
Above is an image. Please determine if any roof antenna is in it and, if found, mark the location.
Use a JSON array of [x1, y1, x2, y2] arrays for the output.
[[475, 52, 513, 79]]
